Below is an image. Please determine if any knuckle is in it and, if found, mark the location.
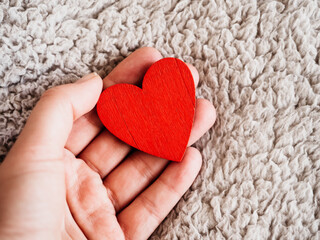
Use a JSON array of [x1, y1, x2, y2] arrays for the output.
[[41, 85, 73, 107], [41, 86, 65, 102], [39, 85, 74, 119]]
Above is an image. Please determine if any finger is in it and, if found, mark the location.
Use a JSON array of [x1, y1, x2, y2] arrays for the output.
[[79, 130, 131, 177], [117, 147, 202, 240], [78, 61, 201, 178], [185, 63, 199, 87], [65, 47, 163, 155], [65, 110, 104, 156], [102, 99, 215, 211], [188, 98, 216, 145], [6, 73, 102, 162], [103, 152, 169, 212]]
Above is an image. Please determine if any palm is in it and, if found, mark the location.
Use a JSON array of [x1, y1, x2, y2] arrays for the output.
[[60, 48, 215, 240], [63, 116, 206, 240], [0, 48, 215, 240]]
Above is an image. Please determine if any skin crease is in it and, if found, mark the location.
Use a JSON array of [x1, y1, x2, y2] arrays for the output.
[[0, 47, 216, 240]]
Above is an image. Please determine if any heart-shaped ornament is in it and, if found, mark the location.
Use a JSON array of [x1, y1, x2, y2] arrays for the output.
[[97, 58, 195, 162]]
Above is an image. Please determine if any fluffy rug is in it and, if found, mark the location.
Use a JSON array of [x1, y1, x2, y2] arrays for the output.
[[1, 0, 320, 239]]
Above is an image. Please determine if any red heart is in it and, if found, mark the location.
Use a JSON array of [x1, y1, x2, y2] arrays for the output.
[[97, 58, 195, 162]]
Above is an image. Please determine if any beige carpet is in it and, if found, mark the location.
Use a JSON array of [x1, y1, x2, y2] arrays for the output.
[[1, 0, 320, 239]]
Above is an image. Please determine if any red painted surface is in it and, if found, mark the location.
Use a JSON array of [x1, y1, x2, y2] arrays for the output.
[[97, 58, 195, 162]]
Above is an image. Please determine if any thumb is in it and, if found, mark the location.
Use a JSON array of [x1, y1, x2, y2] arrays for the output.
[[8, 73, 103, 160]]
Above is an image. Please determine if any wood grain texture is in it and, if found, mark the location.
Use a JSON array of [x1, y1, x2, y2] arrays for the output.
[[97, 58, 195, 162]]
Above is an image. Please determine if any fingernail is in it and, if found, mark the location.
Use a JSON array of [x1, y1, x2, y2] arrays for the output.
[[76, 72, 100, 84]]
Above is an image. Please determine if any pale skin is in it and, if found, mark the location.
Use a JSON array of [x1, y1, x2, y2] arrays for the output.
[[0, 47, 216, 240]]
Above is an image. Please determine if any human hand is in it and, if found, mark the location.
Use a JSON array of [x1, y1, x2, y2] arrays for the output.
[[0, 47, 216, 240]]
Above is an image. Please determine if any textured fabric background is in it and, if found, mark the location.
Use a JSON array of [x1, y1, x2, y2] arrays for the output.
[[1, 0, 320, 239]]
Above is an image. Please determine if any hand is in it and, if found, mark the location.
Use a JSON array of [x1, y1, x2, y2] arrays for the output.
[[0, 47, 216, 240]]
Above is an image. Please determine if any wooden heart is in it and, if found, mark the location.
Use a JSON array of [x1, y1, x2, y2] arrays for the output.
[[97, 58, 195, 162]]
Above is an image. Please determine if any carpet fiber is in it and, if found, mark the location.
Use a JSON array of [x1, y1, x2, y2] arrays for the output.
[[1, 0, 320, 239]]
